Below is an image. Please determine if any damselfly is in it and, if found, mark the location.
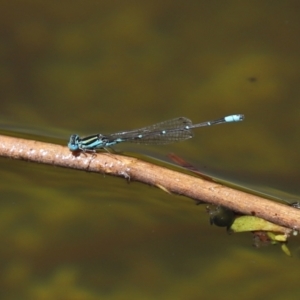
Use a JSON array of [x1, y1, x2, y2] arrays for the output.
[[68, 114, 244, 152]]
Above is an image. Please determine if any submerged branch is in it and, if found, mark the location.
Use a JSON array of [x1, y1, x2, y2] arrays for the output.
[[0, 134, 299, 232]]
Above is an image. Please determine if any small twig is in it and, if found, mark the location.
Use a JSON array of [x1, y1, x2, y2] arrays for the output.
[[0, 134, 299, 232]]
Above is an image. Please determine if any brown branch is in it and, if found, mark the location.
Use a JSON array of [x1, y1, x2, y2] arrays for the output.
[[0, 134, 299, 232]]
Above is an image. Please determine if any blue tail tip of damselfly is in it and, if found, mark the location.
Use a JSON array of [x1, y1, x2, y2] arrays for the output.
[[224, 114, 244, 123]]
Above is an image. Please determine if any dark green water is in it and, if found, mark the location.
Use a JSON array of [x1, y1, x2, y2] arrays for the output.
[[1, 1, 300, 299]]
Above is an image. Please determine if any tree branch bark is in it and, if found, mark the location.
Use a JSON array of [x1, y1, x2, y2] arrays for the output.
[[0, 134, 299, 233]]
